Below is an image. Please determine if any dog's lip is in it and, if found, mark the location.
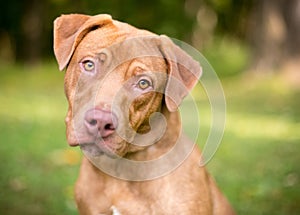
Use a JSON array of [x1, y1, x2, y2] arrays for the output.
[[69, 133, 121, 157], [79, 138, 120, 158], [67, 136, 81, 147], [77, 136, 112, 149], [67, 135, 95, 147], [69, 142, 80, 147]]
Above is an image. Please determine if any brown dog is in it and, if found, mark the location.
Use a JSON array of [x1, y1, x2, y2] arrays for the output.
[[53, 14, 235, 215]]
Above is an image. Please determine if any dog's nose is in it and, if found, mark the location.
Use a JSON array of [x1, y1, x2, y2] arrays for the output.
[[84, 109, 117, 138]]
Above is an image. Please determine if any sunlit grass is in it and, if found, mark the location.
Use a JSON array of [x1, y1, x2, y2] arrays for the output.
[[210, 74, 300, 214], [227, 112, 300, 140]]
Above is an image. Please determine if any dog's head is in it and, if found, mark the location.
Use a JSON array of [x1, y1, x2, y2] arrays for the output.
[[53, 14, 201, 158]]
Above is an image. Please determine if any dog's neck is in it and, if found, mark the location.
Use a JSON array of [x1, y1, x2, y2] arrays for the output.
[[125, 105, 181, 161]]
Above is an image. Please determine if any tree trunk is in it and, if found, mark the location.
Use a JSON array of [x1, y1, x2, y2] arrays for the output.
[[21, 0, 44, 65], [249, 0, 300, 71], [282, 0, 300, 58]]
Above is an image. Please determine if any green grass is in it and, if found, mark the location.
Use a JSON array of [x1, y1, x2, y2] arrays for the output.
[[0, 63, 80, 214], [0, 62, 299, 214], [209, 75, 300, 214]]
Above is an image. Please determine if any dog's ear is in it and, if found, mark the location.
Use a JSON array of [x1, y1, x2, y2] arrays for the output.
[[159, 36, 202, 112], [53, 14, 113, 71]]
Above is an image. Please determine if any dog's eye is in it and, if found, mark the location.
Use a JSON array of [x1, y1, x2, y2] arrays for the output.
[[82, 60, 95, 72], [138, 79, 151, 90]]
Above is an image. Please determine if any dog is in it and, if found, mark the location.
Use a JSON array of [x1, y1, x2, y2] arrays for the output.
[[53, 14, 235, 215]]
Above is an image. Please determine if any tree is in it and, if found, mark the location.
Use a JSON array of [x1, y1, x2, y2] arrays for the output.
[[203, 0, 300, 71]]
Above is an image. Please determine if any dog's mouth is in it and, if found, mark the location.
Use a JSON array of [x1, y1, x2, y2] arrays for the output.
[[78, 135, 126, 158], [80, 142, 115, 158]]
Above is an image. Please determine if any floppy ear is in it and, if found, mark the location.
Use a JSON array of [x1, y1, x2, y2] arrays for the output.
[[53, 14, 113, 71], [159, 36, 202, 112]]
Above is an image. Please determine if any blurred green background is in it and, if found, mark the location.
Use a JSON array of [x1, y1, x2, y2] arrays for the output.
[[0, 0, 299, 214]]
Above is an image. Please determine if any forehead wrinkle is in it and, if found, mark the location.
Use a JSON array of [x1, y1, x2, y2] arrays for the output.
[[123, 59, 145, 80], [75, 27, 129, 61]]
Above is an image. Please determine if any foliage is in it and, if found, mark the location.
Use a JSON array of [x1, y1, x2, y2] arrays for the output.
[[203, 36, 251, 77], [0, 0, 195, 63]]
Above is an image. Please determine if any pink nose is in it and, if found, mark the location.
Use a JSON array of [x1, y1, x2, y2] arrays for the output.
[[84, 109, 117, 138]]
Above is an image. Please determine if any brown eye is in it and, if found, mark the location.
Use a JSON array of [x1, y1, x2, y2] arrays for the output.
[[82, 60, 95, 72], [138, 79, 151, 89]]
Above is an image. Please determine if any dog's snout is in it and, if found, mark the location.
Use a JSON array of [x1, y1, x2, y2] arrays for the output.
[[84, 109, 117, 138]]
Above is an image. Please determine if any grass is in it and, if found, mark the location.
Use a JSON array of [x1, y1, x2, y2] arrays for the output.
[[0, 62, 299, 214], [0, 63, 80, 215], [209, 75, 300, 214]]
